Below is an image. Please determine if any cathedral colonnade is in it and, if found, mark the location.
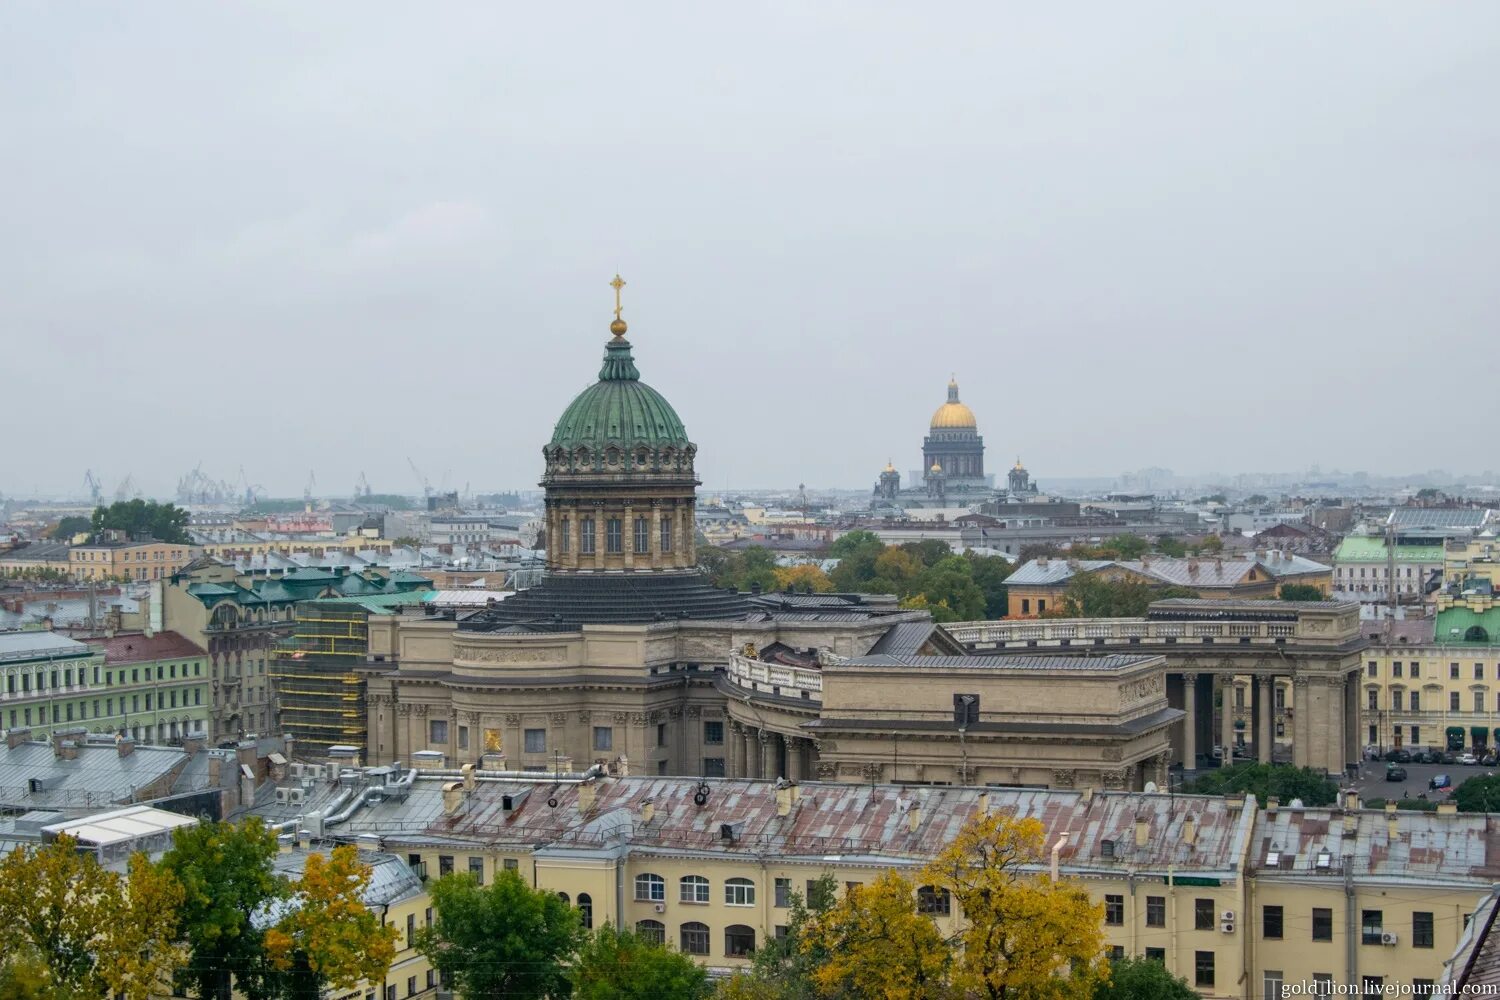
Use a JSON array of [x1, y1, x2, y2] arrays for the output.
[[727, 721, 819, 782], [1173, 669, 1360, 776]]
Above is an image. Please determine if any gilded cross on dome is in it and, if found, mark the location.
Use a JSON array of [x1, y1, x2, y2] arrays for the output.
[[609, 274, 628, 337]]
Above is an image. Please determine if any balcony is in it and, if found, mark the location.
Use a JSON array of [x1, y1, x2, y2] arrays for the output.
[[725, 653, 822, 702]]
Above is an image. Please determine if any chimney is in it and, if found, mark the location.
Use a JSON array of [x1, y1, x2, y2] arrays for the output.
[[1182, 814, 1197, 846], [1342, 788, 1360, 811], [278, 833, 294, 854], [578, 778, 597, 814], [640, 798, 655, 825], [907, 799, 923, 833], [297, 829, 311, 851], [442, 781, 465, 816], [976, 790, 990, 815], [1438, 801, 1458, 816], [461, 762, 476, 792], [57, 739, 78, 761], [775, 780, 797, 817], [1343, 810, 1358, 835], [117, 737, 136, 758], [1266, 796, 1280, 816], [6, 727, 31, 749], [1383, 801, 1397, 817], [182, 731, 205, 757], [1134, 815, 1150, 847]]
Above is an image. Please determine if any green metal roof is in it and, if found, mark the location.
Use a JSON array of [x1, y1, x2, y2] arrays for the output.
[[1333, 536, 1445, 562], [311, 590, 437, 614], [548, 337, 689, 454], [1434, 606, 1500, 645]]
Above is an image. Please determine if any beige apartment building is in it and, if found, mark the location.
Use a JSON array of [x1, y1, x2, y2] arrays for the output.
[[69, 534, 192, 582], [245, 766, 1496, 999]]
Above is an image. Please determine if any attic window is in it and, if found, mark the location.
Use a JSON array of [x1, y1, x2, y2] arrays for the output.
[[1316, 851, 1331, 869], [1266, 850, 1280, 867], [1101, 840, 1116, 859]]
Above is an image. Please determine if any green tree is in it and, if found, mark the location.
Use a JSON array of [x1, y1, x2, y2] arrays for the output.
[[1184, 763, 1338, 807], [1360, 797, 1438, 812], [725, 547, 781, 593], [773, 564, 834, 593], [913, 556, 987, 621], [0, 947, 73, 1000], [901, 540, 954, 569], [160, 818, 285, 1000], [572, 926, 709, 1000], [716, 875, 837, 1000], [1103, 534, 1149, 560], [391, 536, 422, 549], [416, 868, 583, 1000], [1154, 537, 1187, 558], [89, 499, 191, 543], [829, 532, 886, 591], [1094, 956, 1194, 1000], [799, 870, 950, 999], [698, 546, 733, 586], [1061, 574, 1195, 618], [964, 552, 1013, 619], [263, 845, 398, 1000], [48, 516, 91, 540], [1278, 584, 1326, 602], [0, 836, 186, 1000], [1194, 534, 1224, 554], [1244, 494, 1269, 506], [1453, 775, 1500, 813], [829, 530, 882, 558]]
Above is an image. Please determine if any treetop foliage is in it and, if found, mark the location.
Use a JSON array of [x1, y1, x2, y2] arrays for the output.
[[89, 499, 191, 544], [1184, 763, 1338, 807]]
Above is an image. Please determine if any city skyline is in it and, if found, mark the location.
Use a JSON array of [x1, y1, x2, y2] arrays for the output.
[[3, 3, 1497, 497]]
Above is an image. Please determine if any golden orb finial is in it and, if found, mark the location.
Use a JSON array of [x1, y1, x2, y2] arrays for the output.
[[609, 274, 628, 338]]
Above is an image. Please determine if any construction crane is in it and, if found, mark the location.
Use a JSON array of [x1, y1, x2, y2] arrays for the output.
[[83, 470, 102, 504], [114, 474, 139, 502], [407, 457, 433, 500], [355, 471, 372, 499], [239, 466, 264, 506], [304, 470, 317, 503]]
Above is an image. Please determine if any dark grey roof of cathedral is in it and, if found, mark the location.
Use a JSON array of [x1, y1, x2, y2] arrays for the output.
[[457, 571, 753, 629]]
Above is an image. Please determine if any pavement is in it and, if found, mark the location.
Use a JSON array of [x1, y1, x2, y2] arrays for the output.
[[1350, 760, 1494, 801]]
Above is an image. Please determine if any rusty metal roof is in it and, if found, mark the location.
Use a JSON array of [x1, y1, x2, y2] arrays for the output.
[[1252, 806, 1500, 886]]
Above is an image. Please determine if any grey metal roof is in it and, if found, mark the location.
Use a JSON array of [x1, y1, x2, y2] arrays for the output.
[[1389, 508, 1495, 529], [0, 741, 191, 811], [835, 652, 1158, 672], [1005, 559, 1114, 586], [1253, 806, 1500, 886], [1148, 597, 1356, 612], [0, 630, 95, 664]]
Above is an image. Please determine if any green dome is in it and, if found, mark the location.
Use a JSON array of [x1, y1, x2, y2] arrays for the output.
[[548, 338, 691, 454]]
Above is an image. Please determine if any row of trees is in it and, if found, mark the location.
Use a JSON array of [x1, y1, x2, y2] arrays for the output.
[[416, 811, 1192, 1000], [700, 532, 1013, 622], [0, 819, 395, 1000], [41, 500, 192, 544], [1183, 763, 1341, 807]]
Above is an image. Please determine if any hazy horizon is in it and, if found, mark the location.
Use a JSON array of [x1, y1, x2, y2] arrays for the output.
[[3, 3, 1497, 500]]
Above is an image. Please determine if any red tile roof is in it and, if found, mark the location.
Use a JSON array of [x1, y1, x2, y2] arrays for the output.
[[84, 631, 206, 664]]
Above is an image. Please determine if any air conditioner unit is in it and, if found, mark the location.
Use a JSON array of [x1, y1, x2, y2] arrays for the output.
[[1381, 932, 1399, 946], [1220, 909, 1236, 922], [275, 787, 290, 804], [288, 788, 305, 805], [290, 763, 304, 778], [653, 903, 666, 913], [1220, 920, 1236, 934]]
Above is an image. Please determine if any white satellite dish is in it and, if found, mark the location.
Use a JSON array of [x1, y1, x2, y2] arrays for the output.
[[1144, 781, 1160, 794]]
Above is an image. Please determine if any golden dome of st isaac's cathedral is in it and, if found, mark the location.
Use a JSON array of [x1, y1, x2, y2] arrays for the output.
[[929, 377, 977, 430]]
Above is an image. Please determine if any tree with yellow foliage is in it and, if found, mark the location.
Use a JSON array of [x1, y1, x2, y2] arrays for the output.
[[773, 563, 835, 593], [0, 835, 186, 1000], [922, 811, 1107, 1000], [799, 870, 951, 1000], [263, 844, 398, 1000]]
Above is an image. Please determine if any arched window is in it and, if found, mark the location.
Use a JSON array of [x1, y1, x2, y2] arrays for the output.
[[724, 877, 755, 907], [680, 921, 709, 955], [917, 885, 951, 916], [557, 892, 570, 905], [725, 924, 756, 957], [1467, 626, 1490, 643], [577, 892, 593, 930], [680, 875, 710, 904], [636, 919, 665, 945], [634, 873, 665, 902]]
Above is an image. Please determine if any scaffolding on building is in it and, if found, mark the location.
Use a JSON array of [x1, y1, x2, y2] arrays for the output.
[[271, 603, 370, 755]]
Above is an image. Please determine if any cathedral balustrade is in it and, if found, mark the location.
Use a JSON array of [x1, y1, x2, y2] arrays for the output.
[[725, 652, 822, 701], [947, 616, 1322, 650]]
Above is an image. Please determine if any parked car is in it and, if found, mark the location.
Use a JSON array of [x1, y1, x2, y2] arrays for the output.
[[1460, 752, 1479, 765], [1483, 752, 1498, 767], [1440, 751, 1459, 765], [1385, 748, 1412, 763], [1431, 773, 1453, 790], [1386, 766, 1408, 782]]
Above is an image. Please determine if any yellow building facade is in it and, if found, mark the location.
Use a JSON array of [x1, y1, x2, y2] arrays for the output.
[[70, 537, 192, 581]]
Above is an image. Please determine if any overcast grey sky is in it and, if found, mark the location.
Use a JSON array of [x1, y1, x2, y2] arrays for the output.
[[3, 3, 1497, 499]]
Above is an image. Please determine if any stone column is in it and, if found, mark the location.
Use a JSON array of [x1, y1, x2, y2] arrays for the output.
[[1181, 673, 1198, 770], [649, 506, 661, 570], [1324, 676, 1343, 775], [1292, 675, 1310, 768], [743, 726, 760, 779], [1220, 676, 1235, 761], [787, 737, 805, 781], [623, 505, 635, 570], [1345, 672, 1361, 769], [729, 723, 747, 778], [1258, 675, 1274, 764], [675, 505, 689, 568], [569, 510, 581, 571], [759, 730, 776, 779], [593, 508, 605, 570]]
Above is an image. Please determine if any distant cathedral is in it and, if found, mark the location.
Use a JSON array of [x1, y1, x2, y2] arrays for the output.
[[873, 378, 1036, 511]]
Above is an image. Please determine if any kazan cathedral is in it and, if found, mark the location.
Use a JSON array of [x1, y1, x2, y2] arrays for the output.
[[872, 378, 1038, 511], [358, 281, 1173, 795]]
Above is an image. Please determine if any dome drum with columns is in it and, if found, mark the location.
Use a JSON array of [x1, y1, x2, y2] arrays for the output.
[[922, 377, 987, 489], [469, 278, 749, 626]]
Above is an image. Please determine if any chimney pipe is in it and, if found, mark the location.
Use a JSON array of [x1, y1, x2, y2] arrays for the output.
[[907, 800, 923, 833], [578, 778, 597, 814], [6, 727, 31, 750], [117, 737, 136, 758], [441, 781, 464, 816], [1050, 832, 1070, 882], [640, 798, 655, 825], [1134, 815, 1150, 847], [1182, 814, 1197, 846]]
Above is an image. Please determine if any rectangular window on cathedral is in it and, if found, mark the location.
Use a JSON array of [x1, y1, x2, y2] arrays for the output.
[[559, 518, 570, 554], [660, 519, 673, 553], [580, 518, 596, 555], [606, 518, 622, 553], [634, 517, 649, 554]]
